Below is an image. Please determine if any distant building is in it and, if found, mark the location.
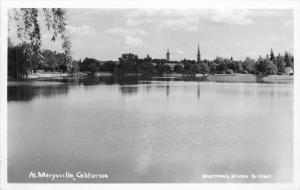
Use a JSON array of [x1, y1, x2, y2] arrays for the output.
[[165, 62, 181, 70], [166, 48, 170, 61], [284, 67, 293, 75], [197, 44, 201, 63]]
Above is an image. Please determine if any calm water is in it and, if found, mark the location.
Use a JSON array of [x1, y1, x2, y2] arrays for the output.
[[7, 76, 293, 183]]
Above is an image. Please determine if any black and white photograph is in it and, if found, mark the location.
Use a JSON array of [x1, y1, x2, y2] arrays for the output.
[[1, 0, 300, 188]]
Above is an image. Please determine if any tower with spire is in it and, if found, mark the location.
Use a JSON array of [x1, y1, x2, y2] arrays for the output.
[[166, 48, 170, 62], [197, 44, 201, 63]]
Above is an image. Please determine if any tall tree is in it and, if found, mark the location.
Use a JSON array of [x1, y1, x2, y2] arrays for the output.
[[275, 54, 286, 74], [243, 57, 256, 73], [198, 62, 209, 75], [284, 51, 293, 68], [11, 8, 71, 75]]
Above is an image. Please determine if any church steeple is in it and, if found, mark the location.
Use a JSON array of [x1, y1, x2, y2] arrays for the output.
[[197, 44, 201, 63], [166, 48, 170, 61]]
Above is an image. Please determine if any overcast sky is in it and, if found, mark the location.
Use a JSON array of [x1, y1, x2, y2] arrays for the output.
[[9, 9, 293, 61]]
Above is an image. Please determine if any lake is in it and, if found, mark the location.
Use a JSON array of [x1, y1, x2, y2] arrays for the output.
[[7, 76, 293, 183]]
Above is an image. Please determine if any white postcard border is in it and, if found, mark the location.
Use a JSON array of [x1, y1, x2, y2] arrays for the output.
[[1, 0, 299, 189]]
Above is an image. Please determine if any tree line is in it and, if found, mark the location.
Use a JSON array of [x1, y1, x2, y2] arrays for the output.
[[75, 50, 294, 76], [8, 40, 78, 79], [8, 43, 294, 79]]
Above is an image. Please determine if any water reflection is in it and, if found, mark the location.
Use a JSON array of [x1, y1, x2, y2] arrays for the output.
[[166, 82, 170, 98], [197, 84, 201, 100], [8, 76, 182, 102], [7, 76, 141, 102], [8, 76, 293, 103], [8, 75, 293, 183], [7, 84, 69, 102], [119, 86, 139, 95]]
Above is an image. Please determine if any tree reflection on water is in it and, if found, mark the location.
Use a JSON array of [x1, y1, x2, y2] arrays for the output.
[[7, 84, 69, 102], [7, 76, 179, 102]]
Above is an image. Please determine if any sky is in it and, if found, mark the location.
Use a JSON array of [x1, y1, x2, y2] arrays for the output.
[[8, 9, 293, 61]]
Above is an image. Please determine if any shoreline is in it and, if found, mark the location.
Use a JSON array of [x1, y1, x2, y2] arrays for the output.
[[8, 72, 294, 84], [206, 74, 293, 84]]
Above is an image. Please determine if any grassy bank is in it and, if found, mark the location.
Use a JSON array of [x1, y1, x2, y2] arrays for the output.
[[206, 74, 293, 83]]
